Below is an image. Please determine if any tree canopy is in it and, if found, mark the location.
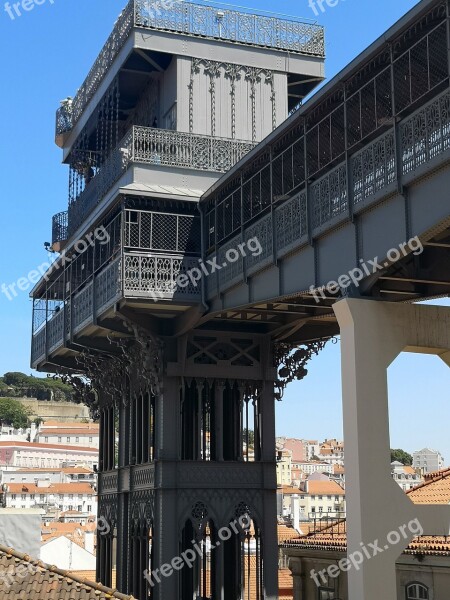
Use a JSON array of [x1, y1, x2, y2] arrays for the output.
[[391, 448, 413, 466], [0, 372, 73, 402], [0, 398, 31, 429]]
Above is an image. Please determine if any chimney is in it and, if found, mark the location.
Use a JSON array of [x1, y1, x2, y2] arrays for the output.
[[84, 530, 95, 555], [291, 494, 300, 532]]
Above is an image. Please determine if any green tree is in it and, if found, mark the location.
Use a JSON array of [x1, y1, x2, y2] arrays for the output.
[[243, 429, 255, 447], [0, 398, 31, 429], [391, 449, 413, 466]]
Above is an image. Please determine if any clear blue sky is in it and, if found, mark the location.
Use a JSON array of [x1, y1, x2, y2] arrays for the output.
[[0, 0, 449, 459]]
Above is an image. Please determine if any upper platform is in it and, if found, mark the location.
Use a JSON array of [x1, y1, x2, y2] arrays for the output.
[[55, 0, 325, 151]]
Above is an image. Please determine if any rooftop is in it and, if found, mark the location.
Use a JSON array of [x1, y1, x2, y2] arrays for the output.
[[0, 441, 98, 453], [0, 544, 133, 599], [407, 467, 450, 504]]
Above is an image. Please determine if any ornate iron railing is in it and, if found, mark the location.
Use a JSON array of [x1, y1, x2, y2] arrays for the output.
[[47, 308, 65, 354], [55, 0, 324, 135], [31, 328, 46, 365], [123, 253, 201, 300], [132, 126, 255, 172], [68, 126, 255, 237], [52, 211, 69, 246]]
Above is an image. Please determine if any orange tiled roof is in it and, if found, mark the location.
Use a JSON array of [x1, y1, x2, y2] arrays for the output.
[[0, 544, 133, 599], [39, 429, 99, 436], [278, 524, 299, 543], [281, 520, 450, 557], [407, 467, 450, 504], [16, 467, 93, 474], [306, 480, 345, 495], [8, 483, 94, 494]]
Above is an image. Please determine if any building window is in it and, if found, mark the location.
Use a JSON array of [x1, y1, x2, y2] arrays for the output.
[[76, 437, 79, 443], [319, 587, 335, 599], [58, 437, 61, 442], [89, 437, 93, 443], [21, 494, 26, 500], [69, 494, 74, 500], [11, 495, 16, 500], [78, 505, 82, 512], [45, 437, 48, 443], [30, 495, 35, 500], [67, 437, 70, 443], [406, 583, 429, 599], [39, 495, 45, 502], [87, 505, 92, 512]]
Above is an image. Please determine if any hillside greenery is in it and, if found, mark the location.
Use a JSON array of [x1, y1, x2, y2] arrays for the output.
[[0, 372, 73, 402]]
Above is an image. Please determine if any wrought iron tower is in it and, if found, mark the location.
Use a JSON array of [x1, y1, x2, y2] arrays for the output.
[[31, 2, 325, 598]]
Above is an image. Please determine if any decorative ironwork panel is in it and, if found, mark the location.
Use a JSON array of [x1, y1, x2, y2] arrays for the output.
[[47, 309, 65, 354], [51, 211, 68, 246], [130, 489, 154, 534], [245, 212, 273, 273], [218, 233, 244, 289], [178, 463, 263, 488], [99, 471, 119, 494], [123, 253, 201, 300], [311, 164, 348, 229], [275, 192, 307, 256], [131, 464, 155, 490], [98, 494, 119, 530], [95, 257, 122, 315], [351, 131, 396, 204], [55, 101, 73, 136], [70, 0, 134, 126], [132, 126, 255, 173], [72, 282, 94, 332], [31, 328, 46, 365], [135, 1, 325, 56], [400, 88, 450, 175]]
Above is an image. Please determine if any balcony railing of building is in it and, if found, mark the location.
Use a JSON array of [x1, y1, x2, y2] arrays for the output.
[[52, 211, 69, 248], [67, 126, 256, 237], [55, 0, 325, 136], [32, 209, 201, 367]]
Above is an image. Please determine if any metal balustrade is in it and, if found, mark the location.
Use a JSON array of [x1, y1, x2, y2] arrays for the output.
[[73, 282, 94, 333], [95, 257, 122, 315], [47, 309, 65, 354], [31, 328, 46, 365], [68, 126, 255, 237], [51, 211, 68, 246], [123, 253, 201, 300], [56, 0, 324, 134]]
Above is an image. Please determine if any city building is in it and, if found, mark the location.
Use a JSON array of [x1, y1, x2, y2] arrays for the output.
[[0, 442, 98, 469], [283, 468, 450, 600], [36, 422, 100, 449], [1, 466, 96, 485], [5, 482, 96, 515], [391, 461, 424, 491], [277, 448, 293, 486], [296, 460, 333, 476], [318, 439, 345, 466], [413, 448, 445, 474]]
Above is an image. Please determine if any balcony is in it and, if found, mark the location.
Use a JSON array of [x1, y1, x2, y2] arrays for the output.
[[67, 126, 256, 237], [31, 252, 201, 367], [55, 0, 325, 136]]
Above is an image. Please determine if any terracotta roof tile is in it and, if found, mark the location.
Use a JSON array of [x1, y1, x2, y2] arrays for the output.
[[0, 442, 97, 453], [306, 480, 345, 495], [407, 467, 450, 504], [0, 544, 133, 599]]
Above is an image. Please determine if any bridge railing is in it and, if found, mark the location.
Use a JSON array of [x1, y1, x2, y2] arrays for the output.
[[206, 86, 450, 299]]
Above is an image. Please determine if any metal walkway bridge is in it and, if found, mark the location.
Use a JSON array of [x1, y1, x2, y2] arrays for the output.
[[199, 0, 450, 345]]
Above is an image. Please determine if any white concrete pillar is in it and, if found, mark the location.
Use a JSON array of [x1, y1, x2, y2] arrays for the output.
[[333, 299, 450, 600]]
